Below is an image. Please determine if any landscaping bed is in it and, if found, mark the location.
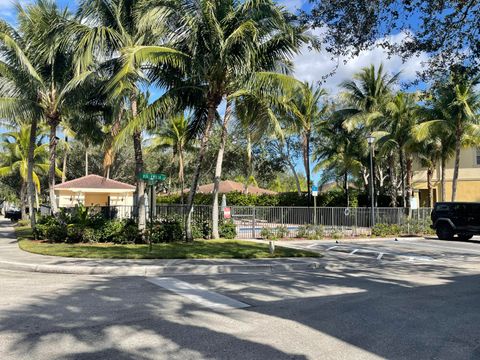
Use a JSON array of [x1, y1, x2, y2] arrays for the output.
[[15, 226, 318, 259]]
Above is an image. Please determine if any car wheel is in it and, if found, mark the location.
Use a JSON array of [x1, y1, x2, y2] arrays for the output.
[[436, 224, 454, 240], [457, 233, 473, 241]]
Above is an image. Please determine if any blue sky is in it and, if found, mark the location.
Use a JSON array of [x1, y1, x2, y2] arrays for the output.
[[0, 0, 429, 183]]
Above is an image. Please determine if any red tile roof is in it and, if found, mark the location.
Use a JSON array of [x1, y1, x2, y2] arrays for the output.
[[184, 180, 277, 195], [54, 174, 135, 190]]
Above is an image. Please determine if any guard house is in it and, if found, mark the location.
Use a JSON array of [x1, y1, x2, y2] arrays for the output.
[[54, 174, 135, 208]]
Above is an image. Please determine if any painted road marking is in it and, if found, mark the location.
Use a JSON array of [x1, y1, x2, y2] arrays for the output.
[[147, 277, 250, 310], [326, 246, 338, 251], [349, 249, 358, 255], [377, 253, 384, 260]]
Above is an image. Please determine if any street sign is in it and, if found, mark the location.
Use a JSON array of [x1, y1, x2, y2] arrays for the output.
[[138, 173, 166, 181], [223, 207, 231, 219], [312, 185, 318, 197]]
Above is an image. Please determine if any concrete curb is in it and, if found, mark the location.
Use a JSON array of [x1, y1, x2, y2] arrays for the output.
[[0, 259, 322, 276]]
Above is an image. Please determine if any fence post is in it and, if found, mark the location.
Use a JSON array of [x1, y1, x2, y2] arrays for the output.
[[252, 206, 256, 239], [331, 207, 334, 230]]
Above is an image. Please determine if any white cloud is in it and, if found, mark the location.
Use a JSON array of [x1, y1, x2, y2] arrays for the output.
[[292, 30, 430, 95], [276, 0, 306, 12]]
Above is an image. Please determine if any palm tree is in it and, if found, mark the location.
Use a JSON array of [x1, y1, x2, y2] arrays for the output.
[[0, 124, 56, 219], [339, 64, 400, 205], [140, 0, 315, 240], [75, 0, 185, 231], [375, 92, 421, 207], [441, 72, 480, 201], [284, 82, 327, 202], [147, 114, 192, 202], [417, 70, 480, 201], [314, 113, 366, 206]]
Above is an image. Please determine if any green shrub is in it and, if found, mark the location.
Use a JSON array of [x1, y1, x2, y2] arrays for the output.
[[297, 224, 324, 240], [82, 228, 102, 243], [260, 227, 277, 240], [372, 223, 402, 237], [101, 220, 125, 242], [219, 220, 237, 239], [192, 219, 211, 239], [117, 219, 143, 244], [148, 216, 184, 243], [331, 230, 343, 240], [275, 225, 289, 239]]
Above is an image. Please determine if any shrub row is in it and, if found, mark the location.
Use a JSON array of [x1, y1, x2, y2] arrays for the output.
[[158, 189, 363, 207], [34, 205, 237, 243], [372, 219, 435, 237]]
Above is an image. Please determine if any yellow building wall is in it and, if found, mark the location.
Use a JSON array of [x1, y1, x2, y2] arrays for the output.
[[413, 147, 480, 202], [55, 190, 134, 207]]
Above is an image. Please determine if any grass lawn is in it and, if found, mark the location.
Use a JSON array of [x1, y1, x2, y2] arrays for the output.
[[15, 226, 319, 259]]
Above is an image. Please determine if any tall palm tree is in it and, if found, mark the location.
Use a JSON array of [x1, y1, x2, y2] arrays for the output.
[[284, 82, 327, 201], [140, 0, 314, 240], [375, 92, 421, 207], [314, 113, 366, 206], [0, 124, 57, 219], [339, 64, 400, 205], [147, 114, 192, 202], [417, 71, 480, 201], [75, 0, 185, 231]]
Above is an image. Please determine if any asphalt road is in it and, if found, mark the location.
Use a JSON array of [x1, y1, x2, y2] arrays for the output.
[[2, 238, 480, 359]]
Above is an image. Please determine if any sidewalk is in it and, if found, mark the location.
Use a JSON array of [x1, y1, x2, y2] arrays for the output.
[[0, 219, 321, 276]]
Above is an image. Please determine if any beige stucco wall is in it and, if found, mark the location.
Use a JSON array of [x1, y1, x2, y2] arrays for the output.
[[412, 147, 480, 202], [55, 189, 134, 208]]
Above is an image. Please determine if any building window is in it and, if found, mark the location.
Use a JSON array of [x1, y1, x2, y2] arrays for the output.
[[477, 149, 480, 166]]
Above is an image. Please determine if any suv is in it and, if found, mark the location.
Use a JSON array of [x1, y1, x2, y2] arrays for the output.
[[431, 202, 480, 241]]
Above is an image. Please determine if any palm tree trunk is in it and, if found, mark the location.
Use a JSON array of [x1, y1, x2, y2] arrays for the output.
[[302, 131, 311, 203], [344, 172, 349, 207], [406, 155, 413, 216], [27, 118, 38, 229], [20, 181, 27, 221], [399, 148, 406, 207], [212, 100, 233, 239], [186, 100, 217, 241], [62, 136, 68, 183], [427, 165, 433, 207], [179, 147, 185, 205], [48, 119, 59, 214], [287, 159, 301, 195], [451, 124, 462, 201], [388, 153, 397, 207], [244, 133, 253, 194], [131, 94, 146, 232], [85, 145, 89, 176], [441, 156, 447, 201]]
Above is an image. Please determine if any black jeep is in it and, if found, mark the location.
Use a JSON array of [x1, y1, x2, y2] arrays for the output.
[[431, 202, 480, 241]]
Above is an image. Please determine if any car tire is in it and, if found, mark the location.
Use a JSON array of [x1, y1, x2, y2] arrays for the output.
[[458, 233, 473, 241], [436, 224, 454, 240]]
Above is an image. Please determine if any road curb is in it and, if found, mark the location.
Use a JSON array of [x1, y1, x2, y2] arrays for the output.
[[0, 259, 322, 276]]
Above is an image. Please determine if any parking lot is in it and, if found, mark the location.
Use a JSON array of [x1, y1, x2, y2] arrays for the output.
[[2, 235, 480, 359]]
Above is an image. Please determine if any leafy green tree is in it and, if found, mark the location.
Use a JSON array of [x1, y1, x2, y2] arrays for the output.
[[306, 1, 480, 78]]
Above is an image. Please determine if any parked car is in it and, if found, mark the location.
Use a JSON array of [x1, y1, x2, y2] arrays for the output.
[[4, 208, 22, 222], [431, 202, 480, 240]]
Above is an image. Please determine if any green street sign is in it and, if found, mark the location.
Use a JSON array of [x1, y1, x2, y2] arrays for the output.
[[138, 172, 166, 181]]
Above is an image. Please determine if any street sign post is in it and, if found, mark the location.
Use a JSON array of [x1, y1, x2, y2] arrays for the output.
[[138, 173, 167, 251], [312, 186, 318, 225]]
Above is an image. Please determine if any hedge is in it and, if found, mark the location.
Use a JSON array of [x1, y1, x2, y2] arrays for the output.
[[158, 189, 362, 207]]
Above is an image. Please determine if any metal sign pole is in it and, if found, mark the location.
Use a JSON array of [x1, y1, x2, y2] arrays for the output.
[[149, 182, 154, 252]]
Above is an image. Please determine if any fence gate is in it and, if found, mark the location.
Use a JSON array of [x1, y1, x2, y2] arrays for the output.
[[231, 206, 257, 239]]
